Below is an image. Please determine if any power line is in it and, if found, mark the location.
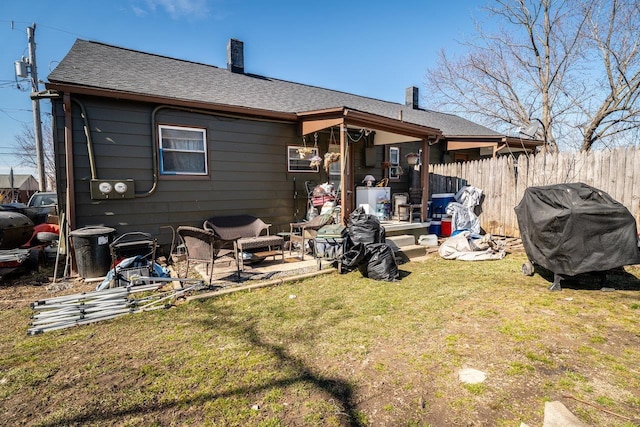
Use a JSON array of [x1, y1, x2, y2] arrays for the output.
[[0, 107, 33, 113], [2, 19, 90, 40], [0, 108, 31, 124]]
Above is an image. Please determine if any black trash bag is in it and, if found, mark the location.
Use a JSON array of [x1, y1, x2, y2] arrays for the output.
[[347, 207, 385, 246], [359, 243, 399, 282], [339, 243, 368, 272]]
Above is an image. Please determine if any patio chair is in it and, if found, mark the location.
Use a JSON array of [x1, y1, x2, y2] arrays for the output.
[[177, 226, 235, 284], [289, 213, 334, 260], [392, 192, 410, 221], [203, 214, 284, 272]]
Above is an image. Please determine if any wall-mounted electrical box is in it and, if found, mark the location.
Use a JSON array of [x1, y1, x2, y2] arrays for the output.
[[90, 179, 135, 200]]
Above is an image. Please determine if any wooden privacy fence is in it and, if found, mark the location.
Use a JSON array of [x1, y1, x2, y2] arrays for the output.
[[429, 146, 640, 237]]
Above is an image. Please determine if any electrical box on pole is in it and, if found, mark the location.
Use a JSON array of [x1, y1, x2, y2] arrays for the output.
[[14, 58, 28, 78]]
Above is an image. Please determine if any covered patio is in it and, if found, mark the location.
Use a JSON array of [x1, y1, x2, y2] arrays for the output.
[[296, 107, 442, 226]]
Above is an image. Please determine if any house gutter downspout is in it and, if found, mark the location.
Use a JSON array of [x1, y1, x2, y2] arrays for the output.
[[150, 104, 301, 198], [71, 99, 98, 180]]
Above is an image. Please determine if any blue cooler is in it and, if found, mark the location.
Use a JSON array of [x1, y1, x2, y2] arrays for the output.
[[429, 220, 442, 236], [431, 193, 456, 219]]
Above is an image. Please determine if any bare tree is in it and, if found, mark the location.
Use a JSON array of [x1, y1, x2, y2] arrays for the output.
[[578, 0, 640, 151], [13, 115, 56, 189], [426, 0, 640, 152]]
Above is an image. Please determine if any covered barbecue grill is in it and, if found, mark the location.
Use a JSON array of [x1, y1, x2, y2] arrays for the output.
[[515, 183, 640, 290]]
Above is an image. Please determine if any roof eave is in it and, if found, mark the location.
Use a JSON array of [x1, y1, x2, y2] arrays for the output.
[[297, 107, 442, 140], [445, 135, 504, 142], [502, 136, 546, 148], [45, 82, 299, 122], [445, 135, 545, 150]]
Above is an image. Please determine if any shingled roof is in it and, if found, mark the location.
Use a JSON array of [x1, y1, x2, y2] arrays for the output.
[[0, 174, 38, 190], [47, 39, 501, 138]]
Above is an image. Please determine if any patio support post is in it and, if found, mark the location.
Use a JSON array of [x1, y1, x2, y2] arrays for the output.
[[339, 123, 351, 224], [420, 138, 430, 222]]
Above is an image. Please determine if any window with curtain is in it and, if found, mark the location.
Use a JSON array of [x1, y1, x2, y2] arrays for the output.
[[158, 125, 208, 175]]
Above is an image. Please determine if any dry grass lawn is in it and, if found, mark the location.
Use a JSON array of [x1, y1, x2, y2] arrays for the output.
[[1, 252, 639, 426]]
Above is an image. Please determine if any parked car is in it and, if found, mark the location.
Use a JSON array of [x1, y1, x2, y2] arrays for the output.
[[4, 191, 60, 225], [27, 192, 58, 210]]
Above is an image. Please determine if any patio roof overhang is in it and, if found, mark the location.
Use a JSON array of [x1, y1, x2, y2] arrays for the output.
[[499, 136, 546, 152], [297, 107, 442, 143], [445, 135, 545, 156]]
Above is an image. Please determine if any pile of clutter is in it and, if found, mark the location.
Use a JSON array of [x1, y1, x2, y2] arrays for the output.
[[424, 186, 506, 261], [339, 207, 399, 282]]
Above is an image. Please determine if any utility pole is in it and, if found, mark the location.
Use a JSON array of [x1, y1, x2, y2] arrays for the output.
[[15, 23, 46, 191], [27, 24, 46, 192]]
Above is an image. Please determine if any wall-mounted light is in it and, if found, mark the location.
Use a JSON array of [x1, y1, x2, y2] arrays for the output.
[[362, 175, 376, 187]]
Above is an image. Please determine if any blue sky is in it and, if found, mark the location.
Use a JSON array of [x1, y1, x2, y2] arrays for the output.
[[1, 0, 486, 178]]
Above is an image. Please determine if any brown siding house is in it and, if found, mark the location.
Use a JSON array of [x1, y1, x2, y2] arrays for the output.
[[45, 39, 543, 252]]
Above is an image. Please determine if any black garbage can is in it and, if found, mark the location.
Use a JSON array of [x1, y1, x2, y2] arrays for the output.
[[70, 226, 116, 278]]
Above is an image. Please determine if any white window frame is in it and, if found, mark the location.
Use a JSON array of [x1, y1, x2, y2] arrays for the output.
[[389, 146, 401, 180], [287, 145, 319, 173], [158, 125, 208, 176]]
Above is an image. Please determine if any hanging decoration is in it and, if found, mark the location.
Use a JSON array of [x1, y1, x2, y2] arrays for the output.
[[309, 155, 322, 170], [346, 128, 368, 143], [324, 152, 340, 173], [297, 134, 315, 159], [324, 127, 341, 172], [405, 152, 419, 165]]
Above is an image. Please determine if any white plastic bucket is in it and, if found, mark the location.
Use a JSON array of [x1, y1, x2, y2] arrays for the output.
[[418, 234, 438, 247]]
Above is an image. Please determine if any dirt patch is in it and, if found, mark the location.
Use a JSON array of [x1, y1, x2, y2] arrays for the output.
[[0, 265, 93, 307]]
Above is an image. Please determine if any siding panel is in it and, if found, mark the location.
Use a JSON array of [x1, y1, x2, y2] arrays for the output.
[[57, 97, 312, 252]]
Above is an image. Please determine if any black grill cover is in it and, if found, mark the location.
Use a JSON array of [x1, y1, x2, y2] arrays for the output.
[[515, 183, 640, 276]]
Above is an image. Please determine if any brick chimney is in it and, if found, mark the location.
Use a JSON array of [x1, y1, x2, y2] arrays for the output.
[[405, 86, 419, 109], [227, 39, 244, 74]]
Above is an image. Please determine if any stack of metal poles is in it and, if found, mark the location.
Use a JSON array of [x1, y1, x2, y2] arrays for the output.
[[28, 278, 204, 335]]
